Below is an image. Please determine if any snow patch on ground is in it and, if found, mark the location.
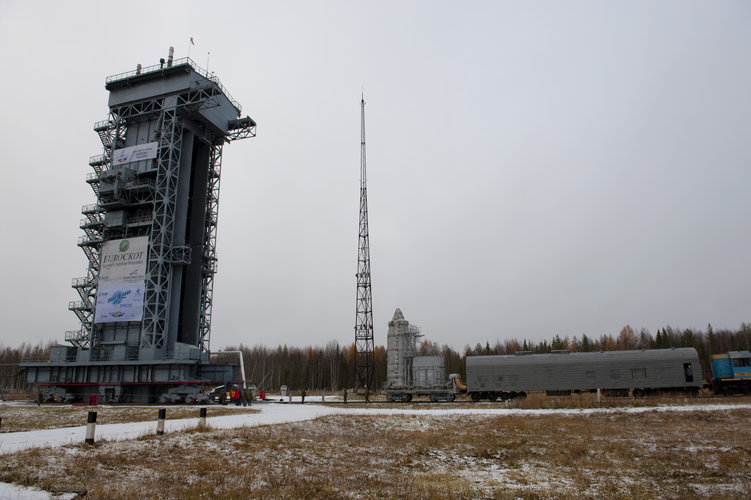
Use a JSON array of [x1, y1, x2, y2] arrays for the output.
[[0, 482, 77, 500]]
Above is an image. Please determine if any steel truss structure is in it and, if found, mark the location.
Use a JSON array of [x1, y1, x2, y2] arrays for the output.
[[354, 96, 375, 392], [24, 57, 255, 403]]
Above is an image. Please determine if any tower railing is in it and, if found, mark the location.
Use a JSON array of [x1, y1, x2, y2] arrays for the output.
[[105, 57, 241, 114]]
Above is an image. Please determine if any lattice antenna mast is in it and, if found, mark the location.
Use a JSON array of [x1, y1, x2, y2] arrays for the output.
[[354, 95, 375, 392]]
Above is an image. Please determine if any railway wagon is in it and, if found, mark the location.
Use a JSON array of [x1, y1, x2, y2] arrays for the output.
[[711, 351, 751, 394], [465, 348, 702, 401]]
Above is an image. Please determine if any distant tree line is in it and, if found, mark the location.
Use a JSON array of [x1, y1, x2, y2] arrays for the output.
[[0, 342, 53, 395], [214, 342, 387, 394], [223, 323, 751, 391], [2, 324, 750, 393]]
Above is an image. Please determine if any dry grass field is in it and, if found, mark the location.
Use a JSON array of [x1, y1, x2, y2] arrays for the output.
[[1, 401, 750, 498]]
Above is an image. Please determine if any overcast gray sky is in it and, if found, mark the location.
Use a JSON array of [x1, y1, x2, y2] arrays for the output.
[[1, 1, 750, 351]]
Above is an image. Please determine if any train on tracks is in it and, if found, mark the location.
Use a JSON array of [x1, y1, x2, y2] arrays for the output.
[[382, 309, 751, 402], [463, 347, 702, 401], [711, 351, 751, 394], [389, 347, 751, 402]]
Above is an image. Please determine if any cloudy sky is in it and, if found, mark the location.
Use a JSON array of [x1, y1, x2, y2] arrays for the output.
[[1, 1, 749, 351]]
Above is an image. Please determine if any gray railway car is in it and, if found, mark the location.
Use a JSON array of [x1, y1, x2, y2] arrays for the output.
[[465, 348, 702, 401]]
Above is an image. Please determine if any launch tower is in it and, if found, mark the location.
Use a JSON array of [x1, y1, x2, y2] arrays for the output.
[[23, 51, 255, 403]]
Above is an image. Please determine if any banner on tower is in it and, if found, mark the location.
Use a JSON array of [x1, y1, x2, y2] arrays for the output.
[[94, 236, 149, 324], [112, 142, 159, 166]]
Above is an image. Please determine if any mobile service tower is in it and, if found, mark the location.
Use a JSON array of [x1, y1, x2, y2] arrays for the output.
[[23, 50, 256, 403]]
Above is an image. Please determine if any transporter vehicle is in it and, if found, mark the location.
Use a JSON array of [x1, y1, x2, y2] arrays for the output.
[[385, 373, 465, 402], [383, 308, 461, 402], [464, 348, 702, 401], [710, 351, 751, 394], [156, 384, 212, 404]]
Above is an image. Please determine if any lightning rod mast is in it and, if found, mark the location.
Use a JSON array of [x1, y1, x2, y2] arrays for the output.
[[354, 94, 375, 393]]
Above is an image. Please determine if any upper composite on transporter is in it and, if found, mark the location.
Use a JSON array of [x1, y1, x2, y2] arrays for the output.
[[383, 309, 751, 402]]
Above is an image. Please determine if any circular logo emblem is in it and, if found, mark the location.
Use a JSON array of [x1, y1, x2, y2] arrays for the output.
[[119, 240, 130, 252]]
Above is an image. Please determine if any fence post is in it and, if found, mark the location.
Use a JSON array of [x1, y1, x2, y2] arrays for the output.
[[199, 407, 207, 427], [156, 408, 166, 435], [85, 411, 97, 444]]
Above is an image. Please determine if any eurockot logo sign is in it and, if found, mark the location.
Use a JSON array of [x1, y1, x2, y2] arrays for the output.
[[112, 142, 158, 166], [94, 236, 148, 324]]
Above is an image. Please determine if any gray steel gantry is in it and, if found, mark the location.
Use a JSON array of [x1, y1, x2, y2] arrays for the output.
[[24, 53, 255, 403]]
